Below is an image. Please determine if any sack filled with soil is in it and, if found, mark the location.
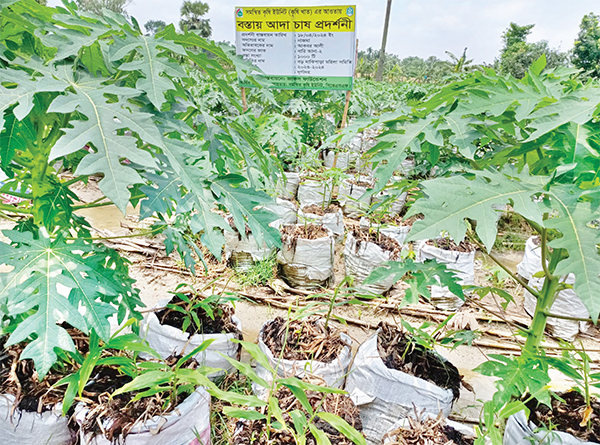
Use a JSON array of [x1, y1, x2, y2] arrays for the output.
[[75, 363, 211, 445], [345, 323, 460, 444], [140, 293, 242, 379], [0, 329, 87, 445], [276, 171, 301, 201], [505, 391, 600, 445], [297, 178, 333, 208], [233, 383, 363, 445], [338, 177, 374, 218], [254, 317, 352, 397], [416, 238, 476, 311], [277, 224, 335, 289], [344, 228, 402, 296], [298, 204, 344, 238], [225, 216, 276, 271]]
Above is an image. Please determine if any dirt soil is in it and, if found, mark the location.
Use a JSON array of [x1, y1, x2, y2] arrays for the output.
[[426, 238, 476, 253], [377, 322, 462, 400], [280, 223, 330, 241], [80, 356, 198, 442], [154, 293, 240, 336], [385, 412, 474, 445], [261, 317, 346, 363], [0, 327, 87, 413], [526, 391, 600, 442], [233, 384, 362, 445], [352, 227, 402, 259], [302, 203, 341, 216]]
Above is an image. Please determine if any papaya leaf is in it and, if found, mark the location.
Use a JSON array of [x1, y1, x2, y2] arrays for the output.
[[407, 170, 546, 252], [543, 188, 600, 321]]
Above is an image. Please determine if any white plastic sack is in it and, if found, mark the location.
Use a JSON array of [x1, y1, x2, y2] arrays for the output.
[[338, 177, 373, 218], [346, 333, 455, 445], [323, 150, 356, 170], [140, 299, 241, 379], [504, 410, 594, 445], [277, 227, 335, 289], [523, 274, 590, 342], [253, 320, 353, 398], [416, 241, 474, 311], [0, 394, 74, 445], [76, 387, 211, 445], [372, 191, 407, 216], [358, 218, 411, 246], [297, 179, 333, 208], [518, 237, 590, 341], [298, 207, 344, 238], [264, 198, 298, 228], [516, 236, 542, 281], [224, 229, 275, 271], [344, 231, 397, 295], [276, 172, 300, 200]]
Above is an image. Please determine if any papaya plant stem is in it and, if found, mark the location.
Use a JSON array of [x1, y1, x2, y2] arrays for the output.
[[524, 274, 559, 351]]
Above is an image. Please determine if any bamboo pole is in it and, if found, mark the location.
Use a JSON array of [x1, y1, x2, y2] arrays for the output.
[[241, 87, 247, 112]]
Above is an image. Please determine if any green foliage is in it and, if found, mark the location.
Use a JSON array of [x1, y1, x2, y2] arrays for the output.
[[234, 254, 277, 287], [179, 0, 211, 37], [364, 259, 465, 306], [498, 23, 569, 78], [0, 0, 279, 376], [144, 19, 166, 36], [339, 57, 600, 436], [573, 13, 600, 79], [222, 340, 367, 445]]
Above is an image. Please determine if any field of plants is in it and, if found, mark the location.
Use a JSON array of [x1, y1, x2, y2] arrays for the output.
[[1, 1, 600, 445]]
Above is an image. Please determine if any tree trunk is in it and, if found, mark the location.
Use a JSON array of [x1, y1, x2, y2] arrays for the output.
[[375, 0, 393, 82]]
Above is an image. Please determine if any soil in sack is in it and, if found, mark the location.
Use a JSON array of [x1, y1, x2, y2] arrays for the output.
[[419, 238, 476, 311], [384, 412, 474, 445], [344, 228, 402, 295], [254, 317, 353, 395], [297, 177, 333, 208], [233, 383, 363, 445], [154, 293, 240, 337], [277, 223, 335, 289], [525, 391, 600, 443], [0, 326, 87, 445], [299, 204, 344, 238], [377, 323, 461, 401], [262, 317, 346, 363], [77, 355, 208, 444], [338, 177, 374, 218], [145, 293, 242, 378]]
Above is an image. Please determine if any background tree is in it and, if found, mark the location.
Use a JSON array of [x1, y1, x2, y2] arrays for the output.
[[179, 0, 211, 37], [572, 12, 600, 78], [75, 0, 132, 16], [445, 47, 475, 73], [34, 0, 46, 5], [144, 19, 166, 36], [498, 22, 568, 78]]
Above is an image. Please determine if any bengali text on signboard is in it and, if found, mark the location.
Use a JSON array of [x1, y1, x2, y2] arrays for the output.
[[235, 5, 357, 90]]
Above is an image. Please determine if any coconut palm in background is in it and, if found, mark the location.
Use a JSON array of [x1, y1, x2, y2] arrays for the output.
[[179, 0, 212, 38]]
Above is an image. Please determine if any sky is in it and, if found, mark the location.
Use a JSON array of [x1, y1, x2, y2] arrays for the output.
[[47, 0, 599, 64]]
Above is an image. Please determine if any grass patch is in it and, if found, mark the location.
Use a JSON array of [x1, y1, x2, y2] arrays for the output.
[[210, 373, 253, 445], [234, 254, 277, 287], [492, 211, 536, 252]]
